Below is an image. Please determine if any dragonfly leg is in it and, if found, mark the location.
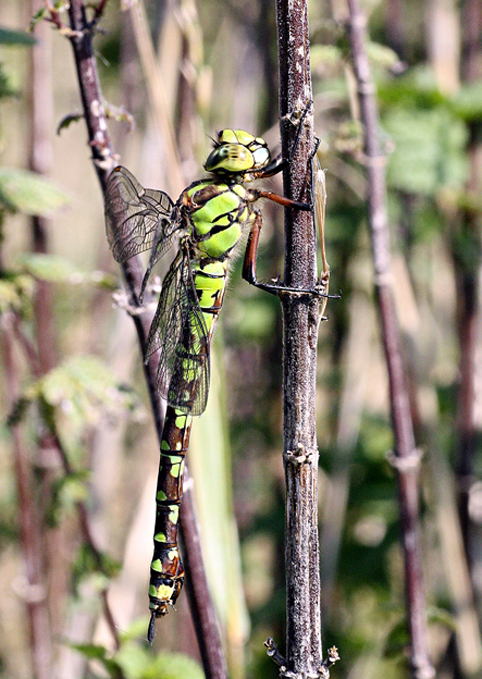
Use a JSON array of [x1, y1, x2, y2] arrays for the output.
[[242, 210, 336, 299], [248, 187, 312, 212]]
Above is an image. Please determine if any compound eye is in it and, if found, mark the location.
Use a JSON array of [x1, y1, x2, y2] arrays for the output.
[[204, 143, 254, 173], [252, 146, 270, 168]]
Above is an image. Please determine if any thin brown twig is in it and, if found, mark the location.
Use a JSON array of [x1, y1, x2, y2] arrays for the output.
[[2, 314, 53, 679], [346, 1, 435, 677], [10, 302, 122, 650], [454, 0, 482, 573], [62, 2, 226, 674]]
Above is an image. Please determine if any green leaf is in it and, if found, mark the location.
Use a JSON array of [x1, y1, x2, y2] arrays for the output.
[[0, 272, 35, 316], [0, 63, 17, 99], [311, 44, 343, 69], [384, 108, 468, 195], [147, 652, 205, 679], [0, 168, 70, 216], [47, 472, 90, 526], [115, 643, 152, 679], [29, 8, 48, 30], [378, 67, 448, 109], [56, 111, 84, 135], [31, 355, 143, 430], [71, 643, 110, 660], [71, 544, 120, 586], [451, 81, 482, 122], [18, 254, 80, 281], [365, 41, 400, 69], [70, 644, 123, 679], [427, 606, 456, 631], [17, 253, 118, 289], [0, 27, 36, 45]]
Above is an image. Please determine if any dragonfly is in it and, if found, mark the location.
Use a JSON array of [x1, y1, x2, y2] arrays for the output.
[[104, 116, 326, 643]]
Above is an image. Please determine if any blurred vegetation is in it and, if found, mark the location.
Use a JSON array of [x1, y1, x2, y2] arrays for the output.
[[1, 0, 482, 678]]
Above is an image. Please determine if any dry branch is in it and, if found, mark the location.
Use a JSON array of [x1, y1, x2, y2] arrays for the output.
[[346, 1, 435, 677], [52, 2, 227, 675], [274, 0, 325, 675]]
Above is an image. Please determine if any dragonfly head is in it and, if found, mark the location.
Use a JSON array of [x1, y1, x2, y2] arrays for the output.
[[204, 129, 271, 176]]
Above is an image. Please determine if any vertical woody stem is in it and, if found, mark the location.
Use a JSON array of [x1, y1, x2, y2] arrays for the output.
[[275, 0, 323, 674], [346, 2, 435, 677]]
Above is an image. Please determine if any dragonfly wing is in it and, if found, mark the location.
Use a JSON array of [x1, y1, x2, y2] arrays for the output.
[[146, 251, 210, 416], [105, 166, 175, 263], [145, 253, 183, 360], [167, 268, 210, 417]]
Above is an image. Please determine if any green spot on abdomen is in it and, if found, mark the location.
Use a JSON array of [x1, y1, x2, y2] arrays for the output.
[[151, 559, 163, 573], [169, 505, 180, 524]]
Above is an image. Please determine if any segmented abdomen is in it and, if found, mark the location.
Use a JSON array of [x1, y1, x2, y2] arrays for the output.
[[149, 261, 229, 622], [149, 407, 191, 622]]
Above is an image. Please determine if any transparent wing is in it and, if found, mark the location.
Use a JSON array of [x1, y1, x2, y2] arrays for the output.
[[146, 249, 210, 417], [105, 166, 176, 263]]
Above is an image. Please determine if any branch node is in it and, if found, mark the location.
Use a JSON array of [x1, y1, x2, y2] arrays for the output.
[[362, 153, 386, 168], [386, 447, 425, 473], [323, 645, 340, 668], [283, 97, 313, 128], [372, 270, 393, 287], [284, 444, 318, 466], [12, 576, 47, 604], [264, 637, 289, 672], [112, 290, 147, 316]]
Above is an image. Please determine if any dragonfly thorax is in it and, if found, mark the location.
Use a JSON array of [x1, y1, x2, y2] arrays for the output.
[[204, 129, 271, 176]]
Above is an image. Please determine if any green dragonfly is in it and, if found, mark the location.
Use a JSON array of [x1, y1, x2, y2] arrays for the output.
[[105, 120, 325, 642]]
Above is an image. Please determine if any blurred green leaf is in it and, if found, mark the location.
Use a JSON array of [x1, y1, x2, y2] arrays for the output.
[[18, 253, 118, 288], [451, 81, 482, 123], [70, 644, 123, 678], [384, 108, 467, 195], [56, 111, 84, 135], [382, 618, 410, 658], [0, 167, 71, 216], [115, 643, 152, 679], [18, 253, 81, 280], [378, 67, 448, 109], [72, 544, 121, 585], [311, 44, 342, 69], [73, 638, 204, 679], [427, 606, 456, 631], [0, 272, 35, 316], [0, 27, 36, 45], [0, 63, 17, 99], [29, 8, 48, 30], [143, 652, 205, 679], [30, 355, 142, 426], [47, 472, 90, 526], [365, 42, 401, 69]]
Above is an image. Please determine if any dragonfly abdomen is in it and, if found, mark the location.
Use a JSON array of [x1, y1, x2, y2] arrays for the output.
[[192, 259, 229, 335], [148, 406, 191, 633]]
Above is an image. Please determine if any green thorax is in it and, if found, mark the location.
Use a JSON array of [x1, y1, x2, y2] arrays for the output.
[[183, 180, 253, 260]]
